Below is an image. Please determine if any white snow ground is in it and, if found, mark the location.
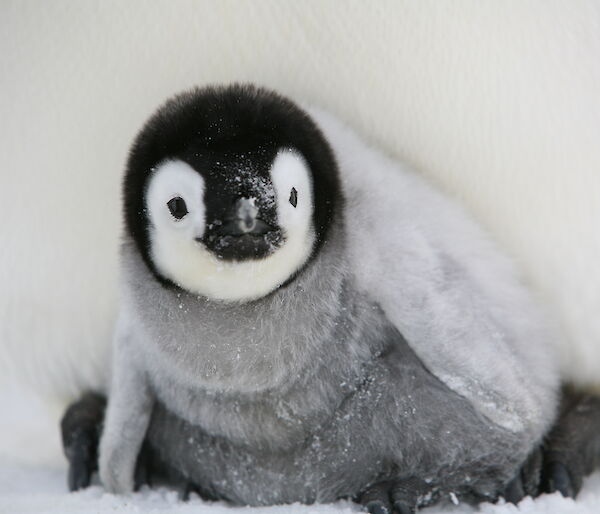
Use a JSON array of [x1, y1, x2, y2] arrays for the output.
[[1, 384, 599, 514]]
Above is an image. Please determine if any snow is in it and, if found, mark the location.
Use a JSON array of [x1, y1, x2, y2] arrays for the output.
[[1, 383, 600, 514]]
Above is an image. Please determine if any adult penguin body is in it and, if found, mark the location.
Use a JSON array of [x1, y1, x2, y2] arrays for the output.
[[87, 85, 560, 511]]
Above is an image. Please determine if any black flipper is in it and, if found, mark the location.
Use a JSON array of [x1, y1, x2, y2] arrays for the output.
[[520, 446, 544, 498], [543, 461, 575, 498], [61, 392, 107, 491]]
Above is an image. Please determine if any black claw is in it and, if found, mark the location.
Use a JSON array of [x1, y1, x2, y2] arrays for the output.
[[390, 477, 426, 512], [360, 483, 392, 514], [392, 501, 414, 514], [358, 477, 425, 513], [504, 475, 525, 505], [181, 483, 198, 502], [68, 451, 92, 491], [64, 433, 96, 492], [544, 461, 575, 498], [365, 500, 390, 514], [520, 447, 543, 498]]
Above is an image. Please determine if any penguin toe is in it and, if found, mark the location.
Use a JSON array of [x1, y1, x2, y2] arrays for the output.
[[67, 450, 93, 491], [359, 482, 393, 514], [503, 474, 525, 505], [358, 477, 431, 514], [543, 461, 576, 498]]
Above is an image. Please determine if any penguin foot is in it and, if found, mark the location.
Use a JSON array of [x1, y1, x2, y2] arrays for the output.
[[542, 461, 576, 498], [134, 439, 156, 490], [503, 446, 543, 504], [61, 393, 107, 491], [61, 393, 224, 500], [358, 477, 432, 514], [538, 386, 600, 499]]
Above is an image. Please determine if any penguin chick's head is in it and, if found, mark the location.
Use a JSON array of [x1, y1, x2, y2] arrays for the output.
[[124, 85, 342, 302]]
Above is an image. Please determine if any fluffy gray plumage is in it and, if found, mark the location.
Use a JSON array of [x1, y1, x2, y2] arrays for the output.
[[99, 86, 559, 509]]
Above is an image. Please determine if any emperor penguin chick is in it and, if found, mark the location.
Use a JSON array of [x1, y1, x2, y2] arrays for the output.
[[98, 84, 559, 511]]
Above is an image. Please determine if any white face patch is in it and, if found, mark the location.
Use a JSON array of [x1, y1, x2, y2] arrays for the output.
[[146, 160, 207, 241], [270, 150, 314, 244], [145, 153, 315, 302]]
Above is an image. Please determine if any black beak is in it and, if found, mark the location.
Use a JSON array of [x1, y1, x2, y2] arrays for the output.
[[198, 197, 283, 260], [215, 218, 274, 237]]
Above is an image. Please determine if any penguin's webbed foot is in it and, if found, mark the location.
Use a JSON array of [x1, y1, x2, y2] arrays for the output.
[[62, 393, 157, 493], [61, 392, 107, 491], [538, 386, 600, 499], [357, 477, 433, 514], [502, 446, 543, 504]]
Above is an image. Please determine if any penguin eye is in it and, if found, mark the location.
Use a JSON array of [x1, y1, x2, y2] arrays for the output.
[[289, 187, 298, 208], [167, 197, 188, 219]]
